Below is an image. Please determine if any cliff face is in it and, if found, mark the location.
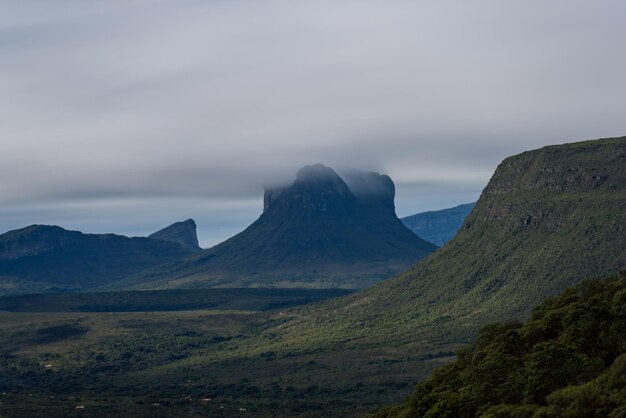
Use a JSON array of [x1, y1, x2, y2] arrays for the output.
[[149, 219, 201, 252], [482, 140, 624, 195], [116, 164, 437, 290]]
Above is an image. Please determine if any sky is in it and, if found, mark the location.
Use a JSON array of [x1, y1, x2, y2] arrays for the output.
[[1, 1, 625, 247]]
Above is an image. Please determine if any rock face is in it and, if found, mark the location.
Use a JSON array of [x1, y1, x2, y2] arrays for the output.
[[149, 219, 201, 252], [117, 164, 437, 289], [401, 203, 475, 246], [0, 225, 196, 295]]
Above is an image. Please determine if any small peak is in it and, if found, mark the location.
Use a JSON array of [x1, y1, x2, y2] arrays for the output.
[[340, 169, 396, 210], [149, 219, 201, 251], [263, 164, 352, 213], [295, 164, 342, 184]]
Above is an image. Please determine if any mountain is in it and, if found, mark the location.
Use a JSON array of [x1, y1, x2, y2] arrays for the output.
[[0, 225, 196, 295], [143, 136, 624, 412], [278, 136, 626, 343], [148, 219, 201, 252], [113, 164, 438, 289], [374, 271, 626, 418], [401, 202, 475, 246], [2, 137, 625, 417]]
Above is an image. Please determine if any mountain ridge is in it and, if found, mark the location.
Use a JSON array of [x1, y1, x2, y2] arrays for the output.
[[401, 202, 475, 246], [111, 164, 438, 290], [0, 223, 197, 295]]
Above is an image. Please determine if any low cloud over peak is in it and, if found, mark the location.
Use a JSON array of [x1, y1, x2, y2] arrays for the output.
[[1, 1, 626, 245]]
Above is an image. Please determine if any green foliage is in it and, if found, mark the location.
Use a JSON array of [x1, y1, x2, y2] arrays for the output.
[[376, 272, 626, 417]]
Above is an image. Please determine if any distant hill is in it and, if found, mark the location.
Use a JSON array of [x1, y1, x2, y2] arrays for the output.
[[401, 203, 475, 246], [0, 224, 196, 295], [113, 164, 437, 290], [149, 219, 201, 252]]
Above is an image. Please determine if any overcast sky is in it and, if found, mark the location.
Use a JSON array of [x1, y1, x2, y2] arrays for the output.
[[1, 1, 625, 247]]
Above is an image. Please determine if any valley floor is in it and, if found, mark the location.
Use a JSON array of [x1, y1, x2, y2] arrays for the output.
[[0, 289, 459, 417]]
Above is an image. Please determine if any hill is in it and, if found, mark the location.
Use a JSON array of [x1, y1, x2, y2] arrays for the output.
[[148, 219, 201, 252], [401, 202, 475, 246], [374, 271, 626, 418], [113, 164, 437, 289], [0, 224, 196, 295]]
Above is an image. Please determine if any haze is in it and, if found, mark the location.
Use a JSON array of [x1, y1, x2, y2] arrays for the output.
[[1, 0, 625, 246]]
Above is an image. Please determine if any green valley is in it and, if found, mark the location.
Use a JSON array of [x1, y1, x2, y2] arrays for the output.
[[0, 137, 625, 417]]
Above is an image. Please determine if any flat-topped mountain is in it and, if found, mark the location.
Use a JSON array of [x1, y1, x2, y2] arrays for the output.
[[269, 136, 626, 348], [0, 224, 197, 295], [115, 164, 437, 289], [149, 219, 201, 251], [401, 202, 475, 246]]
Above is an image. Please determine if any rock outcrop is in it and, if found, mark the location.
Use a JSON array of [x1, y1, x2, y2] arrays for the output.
[[149, 219, 201, 252]]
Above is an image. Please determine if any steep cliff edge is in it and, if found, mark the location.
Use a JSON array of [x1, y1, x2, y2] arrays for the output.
[[149, 219, 201, 252]]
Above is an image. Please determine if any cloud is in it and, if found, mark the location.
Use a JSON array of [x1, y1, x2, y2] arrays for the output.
[[1, 0, 626, 245]]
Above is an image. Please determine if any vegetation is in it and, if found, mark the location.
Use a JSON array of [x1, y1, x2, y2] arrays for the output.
[[0, 308, 437, 417], [374, 271, 626, 417], [0, 137, 624, 416]]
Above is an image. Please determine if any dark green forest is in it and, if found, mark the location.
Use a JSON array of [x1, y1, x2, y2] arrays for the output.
[[374, 271, 626, 418]]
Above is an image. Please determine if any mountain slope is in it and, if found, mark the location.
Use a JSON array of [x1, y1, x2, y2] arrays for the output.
[[148, 219, 201, 252], [291, 136, 626, 340], [0, 225, 196, 295], [374, 271, 626, 418], [114, 164, 437, 289], [401, 203, 475, 246]]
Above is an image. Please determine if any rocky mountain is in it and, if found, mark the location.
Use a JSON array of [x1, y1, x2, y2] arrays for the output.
[[267, 136, 626, 348], [0, 224, 197, 295], [148, 219, 201, 252], [401, 202, 475, 246], [114, 164, 437, 289], [147, 136, 626, 411]]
